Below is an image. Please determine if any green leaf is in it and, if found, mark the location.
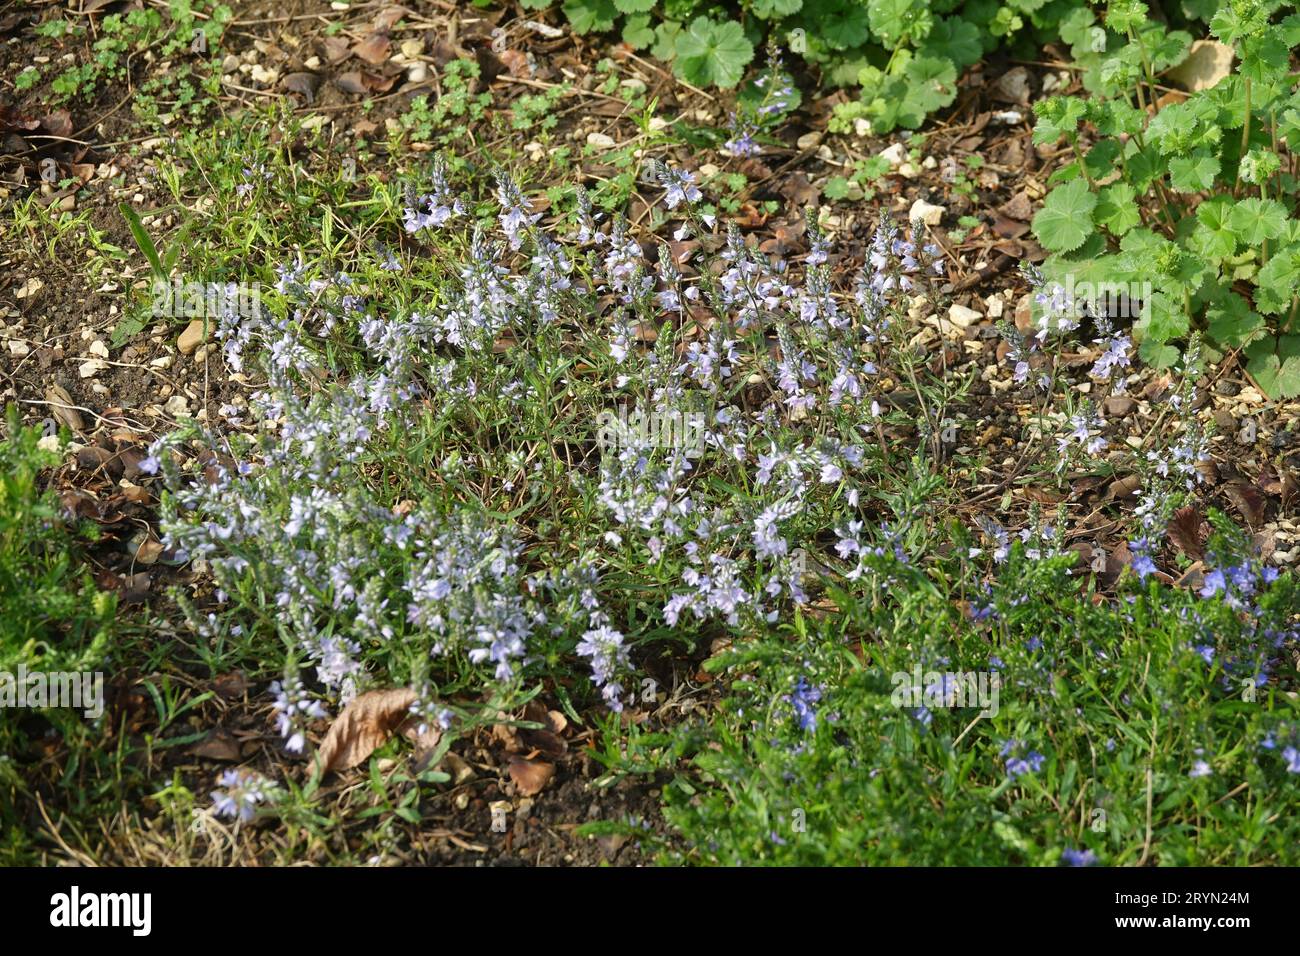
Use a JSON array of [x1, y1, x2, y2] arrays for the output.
[[1058, 6, 1096, 50], [1191, 198, 1237, 260], [110, 314, 147, 349], [613, 0, 655, 12], [1146, 26, 1192, 72], [1225, 197, 1287, 246], [651, 21, 681, 61], [1139, 339, 1181, 367], [1083, 139, 1122, 181], [919, 17, 982, 68], [1094, 181, 1139, 235], [858, 71, 915, 132], [1124, 144, 1168, 192], [1168, 150, 1220, 192], [1104, 0, 1147, 33], [823, 176, 851, 200], [1239, 148, 1281, 185], [1240, 33, 1289, 84], [818, 0, 872, 50], [868, 0, 932, 47], [751, 0, 803, 16], [901, 55, 958, 116], [1246, 336, 1300, 398], [622, 14, 655, 48], [1206, 291, 1265, 347], [674, 17, 754, 89], [1032, 179, 1096, 254], [562, 0, 617, 34], [1138, 290, 1190, 343], [1091, 99, 1144, 137], [118, 202, 165, 279], [1032, 95, 1087, 145], [1210, 3, 1267, 45], [1253, 244, 1300, 315]]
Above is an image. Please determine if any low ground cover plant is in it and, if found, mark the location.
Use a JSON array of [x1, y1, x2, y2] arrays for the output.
[[101, 123, 1293, 861]]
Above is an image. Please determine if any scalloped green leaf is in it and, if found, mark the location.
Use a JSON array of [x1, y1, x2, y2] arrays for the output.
[[1168, 151, 1220, 192], [1094, 181, 1139, 235], [1247, 336, 1300, 398], [1206, 291, 1266, 347], [1254, 244, 1300, 315], [1032, 179, 1097, 254], [674, 17, 754, 89], [1226, 197, 1287, 245]]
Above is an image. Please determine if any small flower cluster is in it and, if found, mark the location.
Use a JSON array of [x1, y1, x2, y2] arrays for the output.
[[1000, 739, 1046, 779], [786, 675, 823, 733], [269, 675, 327, 753], [211, 768, 279, 822], [403, 156, 465, 233], [1259, 723, 1300, 774]]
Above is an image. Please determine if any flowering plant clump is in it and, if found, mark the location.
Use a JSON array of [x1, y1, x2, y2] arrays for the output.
[[145, 147, 968, 796], [118, 131, 1296, 867]]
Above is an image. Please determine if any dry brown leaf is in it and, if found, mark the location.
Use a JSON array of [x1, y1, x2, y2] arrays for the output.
[[498, 48, 531, 77], [1253, 530, 1277, 563], [490, 719, 523, 752], [1256, 463, 1283, 497], [1107, 474, 1141, 499], [508, 756, 555, 796], [1167, 506, 1206, 560], [373, 6, 409, 31], [1172, 561, 1206, 591], [316, 687, 416, 774], [211, 671, 248, 700], [335, 71, 368, 95], [992, 215, 1030, 239], [1223, 480, 1267, 528], [40, 109, 72, 138], [45, 383, 84, 432], [323, 35, 351, 63], [997, 191, 1033, 221], [519, 700, 567, 756], [281, 72, 321, 104], [352, 32, 392, 66], [132, 533, 165, 565], [190, 729, 242, 762]]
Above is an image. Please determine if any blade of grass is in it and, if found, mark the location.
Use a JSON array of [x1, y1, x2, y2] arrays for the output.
[[118, 202, 166, 279]]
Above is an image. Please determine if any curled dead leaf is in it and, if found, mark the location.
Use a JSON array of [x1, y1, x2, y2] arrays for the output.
[[352, 32, 392, 66], [190, 729, 242, 762], [1167, 506, 1207, 560], [323, 35, 351, 63], [40, 109, 72, 138], [1107, 474, 1141, 499], [490, 719, 523, 753], [45, 383, 84, 432], [131, 532, 165, 565], [519, 700, 568, 756], [508, 755, 555, 796], [315, 687, 416, 774], [372, 5, 409, 31], [281, 72, 321, 104], [1223, 480, 1267, 528]]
